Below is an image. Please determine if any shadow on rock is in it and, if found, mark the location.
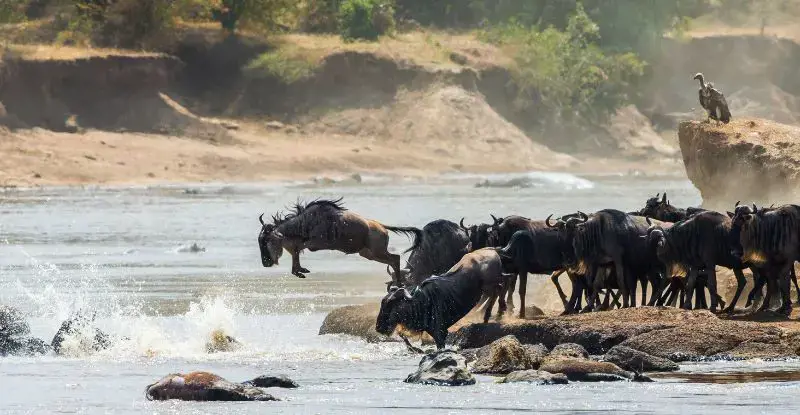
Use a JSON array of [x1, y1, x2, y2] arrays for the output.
[[405, 350, 476, 386]]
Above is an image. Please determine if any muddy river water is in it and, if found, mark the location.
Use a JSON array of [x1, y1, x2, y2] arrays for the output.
[[2, 172, 800, 414]]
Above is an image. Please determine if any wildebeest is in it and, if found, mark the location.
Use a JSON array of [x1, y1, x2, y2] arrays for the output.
[[375, 248, 507, 350], [385, 219, 470, 287], [729, 202, 800, 315], [644, 212, 747, 312], [693, 72, 731, 125], [257, 198, 417, 285], [459, 216, 499, 251], [639, 192, 706, 223]]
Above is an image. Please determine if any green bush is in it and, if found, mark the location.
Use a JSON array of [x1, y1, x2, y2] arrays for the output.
[[338, 0, 395, 41], [479, 4, 645, 127], [301, 0, 341, 33], [245, 48, 318, 83]]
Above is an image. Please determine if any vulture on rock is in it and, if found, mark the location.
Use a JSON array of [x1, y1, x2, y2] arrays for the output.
[[693, 72, 731, 125]]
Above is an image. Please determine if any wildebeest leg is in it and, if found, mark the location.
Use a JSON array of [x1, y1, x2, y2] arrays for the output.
[[759, 269, 778, 313], [640, 276, 649, 306], [746, 271, 767, 308], [551, 269, 569, 309], [648, 272, 666, 306], [724, 268, 748, 313], [505, 274, 517, 312], [614, 260, 629, 308], [563, 274, 583, 315], [683, 269, 698, 310], [776, 262, 793, 316], [517, 272, 527, 319], [706, 264, 720, 312], [483, 293, 499, 323], [610, 290, 623, 309], [431, 328, 447, 351], [601, 290, 611, 310], [791, 265, 800, 305], [289, 248, 309, 278], [695, 283, 708, 310]]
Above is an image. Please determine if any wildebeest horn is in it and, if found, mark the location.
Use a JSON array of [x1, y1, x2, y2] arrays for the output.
[[735, 200, 740, 208], [661, 193, 667, 203], [577, 211, 589, 221], [545, 214, 555, 228], [259, 213, 265, 226], [655, 192, 660, 199], [490, 214, 501, 225], [459, 217, 467, 230], [752, 203, 758, 213], [386, 265, 393, 276]]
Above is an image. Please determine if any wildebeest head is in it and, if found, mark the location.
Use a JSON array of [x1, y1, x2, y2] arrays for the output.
[[546, 212, 587, 266], [257, 213, 285, 267], [460, 217, 495, 250], [375, 286, 413, 335], [644, 217, 670, 262], [728, 201, 757, 259], [641, 192, 668, 218], [386, 265, 411, 286]]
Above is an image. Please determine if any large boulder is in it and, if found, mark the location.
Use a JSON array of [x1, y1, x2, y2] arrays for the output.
[[471, 335, 535, 374], [678, 118, 800, 211], [499, 370, 569, 385], [318, 304, 391, 343], [145, 372, 279, 401], [603, 345, 679, 372], [0, 305, 50, 357], [404, 351, 476, 386]]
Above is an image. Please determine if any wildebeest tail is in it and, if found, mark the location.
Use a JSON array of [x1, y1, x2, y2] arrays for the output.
[[385, 225, 422, 245]]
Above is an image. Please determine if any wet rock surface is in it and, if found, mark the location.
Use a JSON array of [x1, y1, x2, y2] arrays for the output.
[[405, 351, 476, 386], [51, 313, 112, 356], [0, 305, 50, 357], [243, 375, 300, 389], [603, 345, 679, 372], [145, 372, 279, 401], [471, 335, 535, 374], [499, 370, 569, 385]]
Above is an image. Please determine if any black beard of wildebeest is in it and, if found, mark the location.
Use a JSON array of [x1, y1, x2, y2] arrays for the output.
[[644, 212, 750, 313], [385, 219, 470, 287], [375, 248, 507, 350], [694, 72, 731, 125], [257, 198, 418, 287], [729, 202, 800, 316], [639, 192, 706, 223]]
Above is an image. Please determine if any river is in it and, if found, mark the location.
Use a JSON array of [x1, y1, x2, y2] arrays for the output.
[[3, 172, 800, 414]]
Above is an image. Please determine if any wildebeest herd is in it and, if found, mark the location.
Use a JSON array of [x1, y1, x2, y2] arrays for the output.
[[257, 192, 800, 350]]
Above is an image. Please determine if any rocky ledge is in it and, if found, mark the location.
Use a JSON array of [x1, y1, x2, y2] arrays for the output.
[[678, 118, 800, 211], [320, 304, 800, 362]]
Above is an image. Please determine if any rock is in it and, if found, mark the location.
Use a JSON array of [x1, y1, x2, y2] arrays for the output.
[[318, 304, 389, 343], [499, 370, 569, 385], [539, 356, 652, 382], [678, 118, 800, 211], [243, 375, 299, 389], [0, 305, 50, 357], [449, 52, 469, 65], [471, 335, 534, 374], [603, 345, 679, 372], [459, 348, 479, 364], [548, 343, 589, 360], [145, 372, 279, 401], [176, 243, 206, 253], [404, 351, 476, 386], [51, 313, 111, 356], [205, 329, 242, 353], [448, 307, 797, 361], [712, 341, 798, 361], [603, 105, 678, 157], [265, 121, 285, 130], [523, 343, 549, 368]]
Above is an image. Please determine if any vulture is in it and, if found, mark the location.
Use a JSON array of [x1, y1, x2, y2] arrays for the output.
[[693, 72, 731, 125]]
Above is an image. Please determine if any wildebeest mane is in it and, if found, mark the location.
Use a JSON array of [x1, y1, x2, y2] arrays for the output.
[[291, 197, 346, 216], [574, 209, 633, 262], [742, 206, 800, 257], [271, 197, 348, 241]]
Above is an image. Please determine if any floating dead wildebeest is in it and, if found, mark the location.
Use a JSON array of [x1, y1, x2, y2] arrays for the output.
[[257, 198, 417, 286], [145, 371, 295, 402]]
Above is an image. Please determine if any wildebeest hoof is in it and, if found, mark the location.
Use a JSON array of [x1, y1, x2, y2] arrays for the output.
[[298, 267, 311, 273], [292, 271, 307, 279]]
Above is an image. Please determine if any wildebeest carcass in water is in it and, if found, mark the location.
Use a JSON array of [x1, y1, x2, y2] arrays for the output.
[[375, 248, 507, 350], [639, 192, 706, 223], [385, 219, 470, 287], [729, 202, 800, 315], [257, 198, 417, 285], [693, 72, 731, 125], [644, 212, 749, 312]]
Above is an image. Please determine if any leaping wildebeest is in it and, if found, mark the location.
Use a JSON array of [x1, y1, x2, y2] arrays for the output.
[[693, 72, 731, 125], [385, 219, 470, 287], [257, 198, 417, 285], [375, 248, 508, 350]]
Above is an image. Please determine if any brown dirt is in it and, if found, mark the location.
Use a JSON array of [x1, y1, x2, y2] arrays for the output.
[[678, 117, 800, 211]]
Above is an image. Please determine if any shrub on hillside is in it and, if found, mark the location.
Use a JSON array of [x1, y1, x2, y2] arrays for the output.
[[338, 0, 395, 41], [301, 0, 341, 33]]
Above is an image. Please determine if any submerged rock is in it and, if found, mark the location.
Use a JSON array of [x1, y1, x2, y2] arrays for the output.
[[539, 356, 652, 382], [499, 370, 569, 385], [472, 335, 535, 374], [404, 351, 476, 386], [145, 372, 278, 402], [243, 375, 299, 389], [604, 345, 679, 372], [51, 313, 111, 356], [0, 305, 50, 357], [319, 303, 394, 343]]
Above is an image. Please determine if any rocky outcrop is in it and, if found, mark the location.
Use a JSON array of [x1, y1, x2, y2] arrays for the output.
[[499, 370, 568, 385], [0, 306, 50, 357], [448, 307, 799, 361], [603, 345, 679, 372], [471, 335, 535, 374], [404, 351, 476, 386], [145, 372, 282, 401], [318, 303, 394, 343], [678, 118, 800, 211]]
